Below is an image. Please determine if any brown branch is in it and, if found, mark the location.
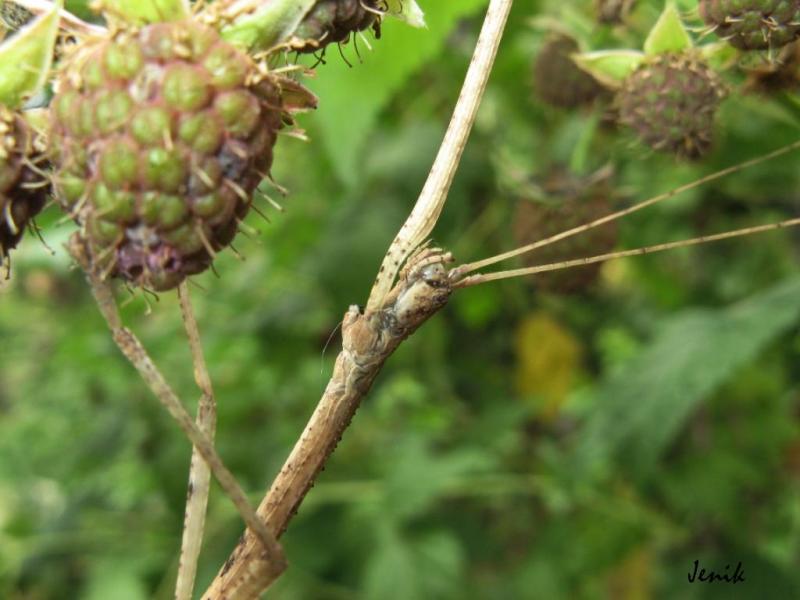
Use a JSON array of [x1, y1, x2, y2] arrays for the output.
[[365, 0, 514, 312], [67, 235, 287, 583], [202, 0, 513, 597], [203, 250, 455, 599], [175, 282, 217, 600]]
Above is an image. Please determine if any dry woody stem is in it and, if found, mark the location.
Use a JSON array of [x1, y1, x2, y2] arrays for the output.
[[175, 282, 218, 600], [67, 236, 287, 583], [203, 249, 456, 599], [366, 0, 514, 312], [202, 1, 513, 598]]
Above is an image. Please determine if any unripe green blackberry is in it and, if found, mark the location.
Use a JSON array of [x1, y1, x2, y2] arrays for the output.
[[512, 170, 618, 293], [616, 54, 726, 159], [50, 19, 285, 291], [0, 107, 48, 262], [534, 35, 604, 108], [699, 0, 800, 51], [294, 0, 381, 53]]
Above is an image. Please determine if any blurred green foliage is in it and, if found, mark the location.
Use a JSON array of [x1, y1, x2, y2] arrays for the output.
[[1, 0, 800, 598]]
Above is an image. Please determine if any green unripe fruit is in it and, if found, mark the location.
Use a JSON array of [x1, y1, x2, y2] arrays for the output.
[[699, 0, 800, 51], [163, 64, 212, 111], [0, 107, 48, 262], [50, 19, 285, 291], [616, 54, 726, 159], [104, 42, 144, 80]]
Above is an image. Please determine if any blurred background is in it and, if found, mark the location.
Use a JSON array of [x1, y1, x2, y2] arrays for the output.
[[1, 0, 800, 598]]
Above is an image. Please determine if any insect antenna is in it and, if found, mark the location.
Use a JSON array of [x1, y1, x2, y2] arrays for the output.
[[455, 217, 800, 288]]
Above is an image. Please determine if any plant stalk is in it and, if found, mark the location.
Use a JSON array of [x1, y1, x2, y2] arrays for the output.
[[174, 282, 217, 600]]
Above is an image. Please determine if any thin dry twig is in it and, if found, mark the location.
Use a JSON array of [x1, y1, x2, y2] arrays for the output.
[[67, 236, 287, 582], [365, 0, 514, 312], [175, 282, 217, 600], [202, 1, 513, 597]]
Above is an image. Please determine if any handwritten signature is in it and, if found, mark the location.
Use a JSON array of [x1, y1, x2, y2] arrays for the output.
[[688, 559, 745, 584]]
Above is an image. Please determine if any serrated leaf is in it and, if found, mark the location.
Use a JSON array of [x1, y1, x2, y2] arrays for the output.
[[574, 276, 800, 475], [95, 0, 189, 24], [384, 0, 426, 28], [644, 3, 692, 55], [0, 1, 60, 108], [573, 50, 645, 88], [222, 0, 316, 51], [310, 0, 488, 186]]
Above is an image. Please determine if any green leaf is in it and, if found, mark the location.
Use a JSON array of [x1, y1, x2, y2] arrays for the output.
[[415, 531, 464, 597], [94, 0, 190, 24], [221, 0, 316, 51], [64, 0, 96, 21], [572, 50, 645, 88], [382, 438, 493, 521], [575, 276, 800, 475], [84, 563, 148, 600], [363, 530, 420, 600], [0, 1, 61, 108], [363, 527, 464, 600], [310, 0, 488, 186], [643, 3, 692, 55], [384, 0, 426, 28], [701, 41, 739, 71]]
